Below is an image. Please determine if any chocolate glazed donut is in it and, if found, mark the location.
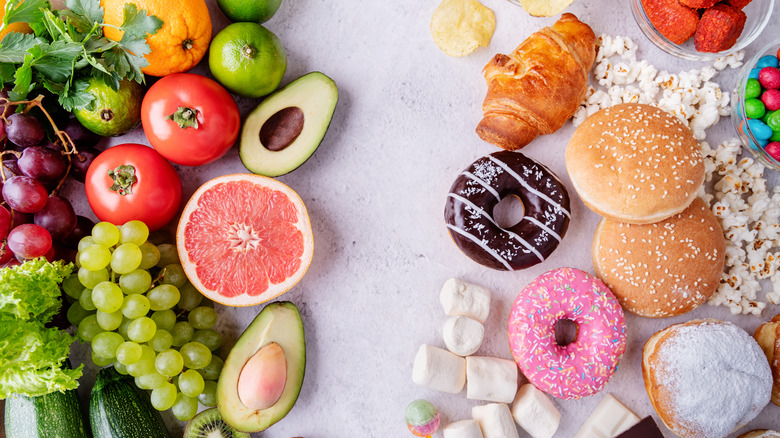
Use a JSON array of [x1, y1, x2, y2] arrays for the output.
[[444, 151, 571, 271]]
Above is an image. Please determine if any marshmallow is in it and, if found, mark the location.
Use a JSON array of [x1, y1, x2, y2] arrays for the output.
[[412, 344, 466, 394], [510, 384, 560, 438], [443, 315, 484, 356], [573, 394, 640, 438], [443, 420, 485, 438], [440, 278, 491, 323], [472, 403, 519, 438], [466, 356, 518, 403]]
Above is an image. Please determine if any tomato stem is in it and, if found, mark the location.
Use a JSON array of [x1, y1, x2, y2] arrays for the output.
[[166, 106, 200, 129], [108, 164, 137, 196]]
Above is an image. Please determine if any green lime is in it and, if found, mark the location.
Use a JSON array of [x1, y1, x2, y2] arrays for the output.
[[208, 23, 286, 99], [75, 78, 143, 137], [217, 0, 281, 23]]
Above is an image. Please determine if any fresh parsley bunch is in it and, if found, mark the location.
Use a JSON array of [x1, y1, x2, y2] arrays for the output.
[[0, 0, 163, 111]]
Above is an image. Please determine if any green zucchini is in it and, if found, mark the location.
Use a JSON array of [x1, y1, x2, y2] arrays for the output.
[[89, 367, 170, 438], [4, 389, 89, 438]]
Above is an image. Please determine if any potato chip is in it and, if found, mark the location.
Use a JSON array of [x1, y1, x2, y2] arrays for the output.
[[513, 0, 576, 17], [430, 0, 496, 57]]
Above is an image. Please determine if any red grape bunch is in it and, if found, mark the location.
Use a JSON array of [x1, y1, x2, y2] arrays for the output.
[[1, 92, 103, 267]]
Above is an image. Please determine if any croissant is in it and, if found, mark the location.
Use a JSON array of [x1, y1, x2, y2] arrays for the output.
[[476, 13, 596, 151]]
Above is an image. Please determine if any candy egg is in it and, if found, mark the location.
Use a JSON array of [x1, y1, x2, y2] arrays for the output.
[[768, 111, 780, 132], [746, 78, 762, 99], [745, 98, 766, 119], [762, 89, 780, 112], [759, 67, 780, 90], [748, 119, 773, 141], [757, 55, 779, 69], [749, 68, 761, 80], [405, 399, 440, 437], [766, 142, 780, 161]]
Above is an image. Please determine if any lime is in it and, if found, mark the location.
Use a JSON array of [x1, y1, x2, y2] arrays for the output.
[[208, 23, 286, 99], [217, 0, 281, 23], [75, 78, 143, 137]]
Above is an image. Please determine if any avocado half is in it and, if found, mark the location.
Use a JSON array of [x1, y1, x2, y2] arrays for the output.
[[239, 72, 338, 177], [216, 301, 306, 432]]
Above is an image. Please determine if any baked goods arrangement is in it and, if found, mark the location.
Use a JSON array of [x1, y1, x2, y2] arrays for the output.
[[413, 1, 780, 436]]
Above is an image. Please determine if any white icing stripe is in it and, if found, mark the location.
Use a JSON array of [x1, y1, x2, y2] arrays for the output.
[[487, 156, 571, 218], [462, 171, 501, 201], [523, 216, 562, 242], [446, 224, 514, 271], [448, 193, 544, 262]]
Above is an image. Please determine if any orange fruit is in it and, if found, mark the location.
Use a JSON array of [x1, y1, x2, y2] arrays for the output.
[[100, 0, 212, 77], [0, 0, 32, 41], [176, 174, 314, 307]]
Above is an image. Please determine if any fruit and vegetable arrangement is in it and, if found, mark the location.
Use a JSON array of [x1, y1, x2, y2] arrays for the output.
[[0, 0, 333, 434]]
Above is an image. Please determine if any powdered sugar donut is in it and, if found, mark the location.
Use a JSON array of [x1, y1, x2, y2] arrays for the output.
[[507, 268, 626, 399], [643, 319, 772, 438]]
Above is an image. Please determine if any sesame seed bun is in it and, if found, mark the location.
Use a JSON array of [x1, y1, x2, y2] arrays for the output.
[[566, 103, 704, 224], [592, 198, 725, 318]]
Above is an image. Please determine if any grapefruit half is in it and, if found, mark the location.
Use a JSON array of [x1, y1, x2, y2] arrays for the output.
[[176, 174, 313, 307]]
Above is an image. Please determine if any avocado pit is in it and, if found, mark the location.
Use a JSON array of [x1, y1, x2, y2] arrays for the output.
[[260, 107, 304, 152], [237, 342, 287, 411]]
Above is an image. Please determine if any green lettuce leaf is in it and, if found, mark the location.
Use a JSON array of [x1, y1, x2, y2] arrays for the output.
[[0, 320, 82, 399], [0, 258, 73, 322]]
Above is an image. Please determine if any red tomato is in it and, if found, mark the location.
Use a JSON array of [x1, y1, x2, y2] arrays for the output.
[[85, 144, 182, 231], [141, 73, 240, 166]]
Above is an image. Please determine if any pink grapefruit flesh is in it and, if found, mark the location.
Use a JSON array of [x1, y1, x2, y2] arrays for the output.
[[177, 174, 313, 307]]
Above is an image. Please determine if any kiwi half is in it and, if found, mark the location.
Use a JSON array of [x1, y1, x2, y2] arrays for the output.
[[184, 408, 250, 438]]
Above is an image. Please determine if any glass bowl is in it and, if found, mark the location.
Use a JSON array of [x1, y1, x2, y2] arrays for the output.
[[630, 0, 773, 61], [732, 39, 780, 172]]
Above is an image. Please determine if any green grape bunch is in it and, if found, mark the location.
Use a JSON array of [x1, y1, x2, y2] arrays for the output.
[[65, 220, 222, 421]]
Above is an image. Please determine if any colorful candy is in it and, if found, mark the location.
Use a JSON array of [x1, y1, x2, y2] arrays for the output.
[[757, 55, 780, 69], [405, 399, 440, 437], [743, 54, 780, 161], [767, 142, 780, 161], [746, 98, 766, 118], [760, 67, 780, 89], [763, 89, 780, 111]]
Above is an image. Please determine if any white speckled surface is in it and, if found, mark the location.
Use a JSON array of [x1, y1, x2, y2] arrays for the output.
[[57, 0, 780, 437]]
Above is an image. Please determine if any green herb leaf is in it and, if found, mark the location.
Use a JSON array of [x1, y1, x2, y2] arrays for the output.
[[0, 62, 15, 83], [10, 53, 34, 101], [65, 0, 103, 24], [0, 32, 40, 63], [57, 78, 94, 111], [57, 9, 91, 34], [41, 9, 70, 42], [28, 40, 82, 82], [2, 0, 50, 27], [118, 3, 163, 41]]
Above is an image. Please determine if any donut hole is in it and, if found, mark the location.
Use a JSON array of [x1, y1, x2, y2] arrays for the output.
[[554, 319, 578, 347], [493, 195, 525, 229]]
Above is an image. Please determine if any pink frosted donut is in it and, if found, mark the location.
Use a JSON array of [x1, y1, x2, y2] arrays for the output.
[[507, 267, 626, 399]]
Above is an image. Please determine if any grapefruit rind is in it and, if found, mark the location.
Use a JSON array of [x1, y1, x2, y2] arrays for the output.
[[176, 174, 313, 307]]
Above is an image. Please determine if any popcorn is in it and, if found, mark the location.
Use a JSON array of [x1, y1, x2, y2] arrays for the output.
[[703, 139, 780, 315], [576, 34, 741, 142]]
